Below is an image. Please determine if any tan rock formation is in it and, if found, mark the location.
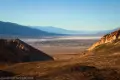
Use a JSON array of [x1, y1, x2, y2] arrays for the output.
[[88, 29, 120, 50]]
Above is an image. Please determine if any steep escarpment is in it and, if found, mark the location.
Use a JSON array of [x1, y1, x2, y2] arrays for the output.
[[88, 29, 120, 51], [0, 39, 53, 64]]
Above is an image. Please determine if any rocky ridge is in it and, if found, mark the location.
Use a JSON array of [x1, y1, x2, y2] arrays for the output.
[[88, 29, 120, 50]]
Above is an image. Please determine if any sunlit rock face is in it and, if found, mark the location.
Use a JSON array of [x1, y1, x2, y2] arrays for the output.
[[6, 39, 29, 51], [88, 29, 120, 50], [0, 39, 53, 63]]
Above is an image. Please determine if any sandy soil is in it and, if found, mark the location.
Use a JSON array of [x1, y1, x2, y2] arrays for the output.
[[24, 39, 98, 60]]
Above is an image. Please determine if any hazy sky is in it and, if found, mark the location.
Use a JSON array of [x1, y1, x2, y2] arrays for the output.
[[0, 0, 120, 31]]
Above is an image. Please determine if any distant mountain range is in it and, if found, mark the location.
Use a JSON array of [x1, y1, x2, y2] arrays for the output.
[[0, 21, 61, 38], [0, 21, 119, 37], [34, 26, 119, 36], [33, 26, 87, 34]]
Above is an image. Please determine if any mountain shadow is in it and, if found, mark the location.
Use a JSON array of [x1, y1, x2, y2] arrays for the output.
[[0, 70, 15, 77], [0, 39, 53, 64]]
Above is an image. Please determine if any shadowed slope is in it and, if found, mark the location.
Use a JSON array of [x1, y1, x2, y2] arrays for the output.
[[0, 70, 15, 77], [0, 39, 53, 64]]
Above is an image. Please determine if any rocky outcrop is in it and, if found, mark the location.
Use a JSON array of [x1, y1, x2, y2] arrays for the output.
[[88, 29, 120, 50], [0, 39, 53, 63]]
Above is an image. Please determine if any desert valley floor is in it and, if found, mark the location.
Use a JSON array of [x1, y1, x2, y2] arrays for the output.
[[23, 37, 98, 60], [1, 36, 120, 80]]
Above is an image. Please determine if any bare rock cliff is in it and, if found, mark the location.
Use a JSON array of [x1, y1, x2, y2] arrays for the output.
[[88, 29, 120, 50]]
